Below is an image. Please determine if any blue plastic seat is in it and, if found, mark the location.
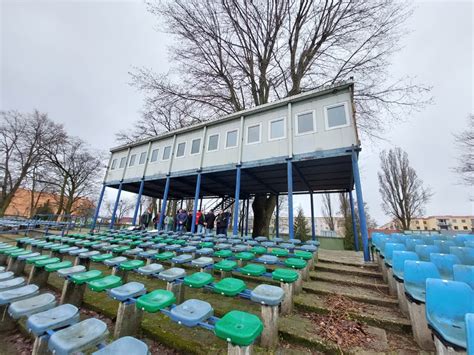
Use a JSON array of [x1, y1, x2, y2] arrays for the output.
[[0, 271, 14, 281], [426, 278, 474, 349], [453, 265, 474, 289], [107, 282, 146, 301], [415, 245, 440, 262], [392, 251, 419, 280], [57, 265, 86, 278], [261, 241, 275, 248], [250, 285, 284, 306], [466, 313, 474, 354], [171, 254, 193, 264], [170, 299, 213, 327], [8, 293, 56, 319], [48, 317, 109, 355], [449, 247, 474, 265], [215, 243, 231, 250], [452, 236, 468, 246], [404, 260, 440, 303], [17, 252, 40, 260], [383, 243, 406, 267], [404, 238, 424, 252], [256, 255, 278, 265], [279, 243, 295, 250], [0, 277, 26, 291], [196, 248, 214, 256], [104, 256, 127, 266], [0, 284, 39, 305], [300, 245, 317, 252], [433, 240, 456, 254], [430, 253, 461, 280], [27, 304, 80, 336], [180, 246, 197, 253], [158, 267, 186, 282], [79, 251, 100, 259], [69, 248, 89, 256], [191, 257, 214, 268], [231, 244, 248, 253], [136, 263, 164, 275], [92, 336, 149, 355]]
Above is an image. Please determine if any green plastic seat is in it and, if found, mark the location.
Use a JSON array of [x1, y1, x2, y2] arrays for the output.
[[184, 272, 214, 288], [284, 258, 307, 269], [70, 270, 103, 285], [199, 242, 214, 248], [163, 238, 174, 244], [174, 240, 186, 246], [1, 247, 22, 255], [91, 253, 113, 262], [5, 248, 25, 256], [9, 250, 31, 258], [130, 241, 142, 247], [213, 278, 246, 296], [271, 248, 289, 257], [136, 290, 176, 313], [239, 264, 266, 276], [112, 246, 130, 253], [26, 255, 49, 264], [214, 260, 237, 272], [119, 260, 145, 271], [155, 252, 174, 261], [234, 252, 255, 261], [88, 275, 123, 292], [272, 268, 298, 283], [34, 257, 61, 268], [250, 246, 266, 255], [83, 241, 99, 247], [214, 250, 233, 259], [45, 261, 73, 272], [294, 250, 313, 260], [215, 310, 263, 346]]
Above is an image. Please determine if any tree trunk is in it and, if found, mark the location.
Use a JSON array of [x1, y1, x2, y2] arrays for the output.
[[55, 176, 67, 217], [251, 194, 277, 237]]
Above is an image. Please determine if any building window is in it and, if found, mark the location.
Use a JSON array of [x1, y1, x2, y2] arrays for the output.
[[150, 149, 159, 162], [416, 226, 420, 230], [463, 226, 468, 230], [225, 129, 238, 148], [452, 219, 457, 223], [296, 111, 315, 135], [129, 154, 136, 167], [246, 123, 261, 144], [162, 146, 171, 160], [461, 219, 466, 223], [325, 102, 349, 130], [454, 226, 459, 230], [424, 227, 428, 230], [269, 118, 285, 140], [190, 138, 201, 155], [208, 134, 219, 151], [423, 221, 427, 224], [416, 220, 419, 224], [176, 142, 186, 158], [139, 152, 147, 165], [111, 159, 117, 170], [119, 157, 127, 169]]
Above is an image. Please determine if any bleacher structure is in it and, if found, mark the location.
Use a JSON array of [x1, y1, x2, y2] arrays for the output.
[[92, 81, 371, 262], [373, 232, 474, 354]]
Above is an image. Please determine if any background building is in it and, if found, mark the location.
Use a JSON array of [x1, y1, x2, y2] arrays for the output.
[[381, 215, 474, 232]]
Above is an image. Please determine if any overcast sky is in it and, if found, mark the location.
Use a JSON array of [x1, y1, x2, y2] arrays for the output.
[[1, 0, 473, 225]]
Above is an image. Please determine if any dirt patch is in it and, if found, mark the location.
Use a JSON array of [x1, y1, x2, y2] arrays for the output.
[[4, 332, 33, 355], [301, 294, 374, 350]]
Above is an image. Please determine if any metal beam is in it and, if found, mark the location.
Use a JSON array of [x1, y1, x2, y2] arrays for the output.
[[351, 148, 369, 261], [242, 169, 278, 194]]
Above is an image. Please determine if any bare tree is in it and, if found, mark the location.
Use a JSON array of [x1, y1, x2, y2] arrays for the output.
[[378, 147, 432, 230], [124, 0, 431, 236], [105, 198, 135, 222], [453, 114, 474, 186], [322, 193, 335, 231], [0, 110, 66, 216]]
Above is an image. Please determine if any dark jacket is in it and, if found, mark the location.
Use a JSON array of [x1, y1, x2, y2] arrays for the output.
[[204, 212, 216, 229], [176, 212, 188, 225]]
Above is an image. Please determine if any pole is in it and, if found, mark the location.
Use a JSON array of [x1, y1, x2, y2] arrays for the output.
[[351, 149, 370, 261], [158, 176, 171, 230], [191, 173, 202, 233], [310, 192, 316, 241], [232, 166, 241, 236], [90, 183, 106, 232], [287, 159, 294, 240], [132, 179, 145, 226], [349, 191, 359, 252], [275, 194, 279, 238], [245, 198, 250, 235], [110, 182, 123, 229]]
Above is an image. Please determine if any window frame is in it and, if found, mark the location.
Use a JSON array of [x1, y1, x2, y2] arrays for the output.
[[150, 148, 159, 163], [119, 157, 127, 169], [162, 146, 172, 161], [324, 102, 351, 131], [224, 129, 239, 149], [175, 142, 186, 158], [138, 152, 147, 165], [246, 123, 262, 145], [207, 133, 220, 152], [129, 154, 136, 167], [268, 117, 286, 141], [111, 159, 117, 170], [190, 138, 201, 155], [295, 110, 317, 136]]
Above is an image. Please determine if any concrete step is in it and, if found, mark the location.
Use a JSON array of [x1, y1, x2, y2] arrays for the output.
[[318, 256, 379, 269], [310, 271, 389, 292], [295, 292, 411, 334], [303, 280, 398, 308], [315, 261, 383, 279]]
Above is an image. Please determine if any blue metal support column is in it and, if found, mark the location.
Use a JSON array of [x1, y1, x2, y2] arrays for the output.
[[245, 198, 250, 235], [180, 200, 183, 209], [132, 179, 145, 226], [232, 165, 241, 237], [310, 192, 316, 241], [158, 176, 171, 230], [349, 191, 359, 252], [351, 149, 370, 261], [275, 194, 279, 238], [191, 172, 202, 234], [90, 183, 106, 232], [287, 159, 294, 240], [109, 182, 123, 229]]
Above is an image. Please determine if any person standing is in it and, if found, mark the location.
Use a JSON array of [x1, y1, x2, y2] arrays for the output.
[[204, 210, 216, 235], [176, 209, 188, 232], [164, 214, 174, 232], [196, 209, 205, 234], [216, 210, 226, 235], [140, 208, 152, 230]]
